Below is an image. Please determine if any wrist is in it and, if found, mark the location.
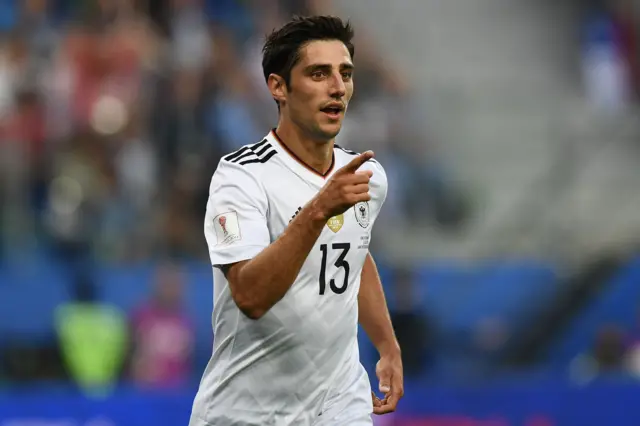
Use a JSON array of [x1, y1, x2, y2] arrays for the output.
[[306, 198, 330, 223], [378, 341, 401, 358]]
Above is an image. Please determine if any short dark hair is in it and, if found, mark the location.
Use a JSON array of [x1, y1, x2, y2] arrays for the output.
[[262, 15, 355, 87]]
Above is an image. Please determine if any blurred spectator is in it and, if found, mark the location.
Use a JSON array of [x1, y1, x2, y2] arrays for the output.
[[55, 273, 128, 397], [129, 263, 194, 389]]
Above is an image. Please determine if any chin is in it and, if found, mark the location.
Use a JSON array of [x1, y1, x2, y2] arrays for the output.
[[316, 122, 342, 140]]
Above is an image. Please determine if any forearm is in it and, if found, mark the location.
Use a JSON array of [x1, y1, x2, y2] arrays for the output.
[[231, 202, 326, 319], [358, 253, 400, 356]]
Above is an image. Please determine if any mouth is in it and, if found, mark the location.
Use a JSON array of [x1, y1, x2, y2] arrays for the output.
[[320, 104, 344, 120]]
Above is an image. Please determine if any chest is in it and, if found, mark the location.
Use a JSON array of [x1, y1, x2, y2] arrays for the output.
[[262, 175, 373, 304], [263, 175, 373, 248]]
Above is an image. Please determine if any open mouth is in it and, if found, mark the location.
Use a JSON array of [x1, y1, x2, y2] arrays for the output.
[[321, 105, 344, 118]]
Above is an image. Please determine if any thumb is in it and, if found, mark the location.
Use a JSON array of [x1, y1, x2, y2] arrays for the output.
[[338, 150, 375, 175], [378, 374, 391, 394]]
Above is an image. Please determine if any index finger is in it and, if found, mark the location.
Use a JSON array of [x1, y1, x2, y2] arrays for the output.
[[338, 151, 375, 174], [371, 392, 383, 408], [376, 381, 403, 415], [373, 401, 394, 415], [374, 394, 398, 415]]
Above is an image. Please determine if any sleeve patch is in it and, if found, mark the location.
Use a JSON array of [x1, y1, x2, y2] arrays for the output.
[[213, 211, 242, 246]]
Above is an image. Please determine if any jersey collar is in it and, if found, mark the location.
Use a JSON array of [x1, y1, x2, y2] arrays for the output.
[[267, 129, 336, 186]]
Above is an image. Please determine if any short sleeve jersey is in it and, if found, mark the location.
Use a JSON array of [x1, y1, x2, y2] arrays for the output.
[[190, 130, 388, 426]]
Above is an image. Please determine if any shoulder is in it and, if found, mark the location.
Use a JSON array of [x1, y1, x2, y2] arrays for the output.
[[207, 139, 278, 207], [211, 138, 279, 187], [219, 138, 279, 173]]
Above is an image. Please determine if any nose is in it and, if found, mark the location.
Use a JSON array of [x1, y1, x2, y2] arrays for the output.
[[329, 72, 346, 98]]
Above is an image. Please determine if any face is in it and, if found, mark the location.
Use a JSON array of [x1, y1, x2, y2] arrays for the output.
[[270, 40, 354, 141]]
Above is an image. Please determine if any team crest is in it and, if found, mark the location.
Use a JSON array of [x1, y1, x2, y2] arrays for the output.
[[327, 214, 344, 233], [354, 202, 370, 228]]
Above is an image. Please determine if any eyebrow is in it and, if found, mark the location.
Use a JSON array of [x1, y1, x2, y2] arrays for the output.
[[304, 63, 355, 73]]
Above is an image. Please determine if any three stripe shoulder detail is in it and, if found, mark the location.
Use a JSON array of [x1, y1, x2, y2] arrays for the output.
[[223, 139, 278, 166]]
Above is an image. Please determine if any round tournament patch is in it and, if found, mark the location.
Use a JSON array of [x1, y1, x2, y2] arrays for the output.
[[354, 201, 370, 228]]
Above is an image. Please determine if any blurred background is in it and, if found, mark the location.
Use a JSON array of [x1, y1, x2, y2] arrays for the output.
[[1, 0, 640, 424]]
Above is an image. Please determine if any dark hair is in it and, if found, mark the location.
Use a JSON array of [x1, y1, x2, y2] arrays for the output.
[[262, 15, 355, 88]]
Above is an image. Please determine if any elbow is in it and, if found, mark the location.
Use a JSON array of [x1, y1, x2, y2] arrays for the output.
[[238, 303, 267, 320], [232, 292, 268, 320], [228, 270, 268, 320], [228, 272, 275, 320]]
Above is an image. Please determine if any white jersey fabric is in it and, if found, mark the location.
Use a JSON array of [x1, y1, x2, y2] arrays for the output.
[[189, 130, 388, 426]]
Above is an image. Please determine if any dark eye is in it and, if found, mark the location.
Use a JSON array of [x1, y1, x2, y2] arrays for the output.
[[342, 71, 353, 80], [312, 70, 325, 79]]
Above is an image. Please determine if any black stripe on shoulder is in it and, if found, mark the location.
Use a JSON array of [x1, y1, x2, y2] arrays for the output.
[[335, 144, 379, 164], [223, 146, 249, 162], [232, 142, 273, 163], [223, 139, 269, 162], [230, 143, 276, 166], [238, 149, 277, 166]]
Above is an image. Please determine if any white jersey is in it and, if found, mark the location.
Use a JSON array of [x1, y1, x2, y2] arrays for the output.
[[190, 130, 388, 426]]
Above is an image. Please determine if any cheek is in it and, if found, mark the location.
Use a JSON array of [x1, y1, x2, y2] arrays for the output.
[[290, 88, 320, 114], [297, 84, 320, 104], [345, 83, 354, 100], [289, 98, 314, 123]]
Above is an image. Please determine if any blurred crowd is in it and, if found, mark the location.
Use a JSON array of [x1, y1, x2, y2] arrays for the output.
[[0, 0, 453, 392], [2, 260, 197, 392], [0, 0, 468, 269], [2, 0, 639, 398]]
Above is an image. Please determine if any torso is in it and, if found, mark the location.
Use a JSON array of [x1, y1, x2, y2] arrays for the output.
[[191, 131, 387, 425]]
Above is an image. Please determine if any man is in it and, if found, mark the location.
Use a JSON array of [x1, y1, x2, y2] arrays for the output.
[[189, 15, 403, 426], [129, 263, 194, 389]]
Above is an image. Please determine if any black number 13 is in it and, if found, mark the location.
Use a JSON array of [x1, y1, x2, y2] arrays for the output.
[[319, 243, 351, 295]]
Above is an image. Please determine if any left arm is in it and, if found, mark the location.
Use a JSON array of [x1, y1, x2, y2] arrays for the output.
[[359, 253, 399, 357], [358, 252, 404, 414]]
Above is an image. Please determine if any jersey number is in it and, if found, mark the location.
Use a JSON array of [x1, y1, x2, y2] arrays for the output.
[[319, 243, 350, 295]]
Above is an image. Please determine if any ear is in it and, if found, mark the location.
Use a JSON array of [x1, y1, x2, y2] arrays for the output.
[[267, 74, 287, 105]]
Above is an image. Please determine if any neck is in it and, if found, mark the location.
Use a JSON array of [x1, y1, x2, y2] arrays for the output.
[[275, 119, 334, 175]]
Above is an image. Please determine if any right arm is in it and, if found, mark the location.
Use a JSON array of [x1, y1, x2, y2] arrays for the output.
[[208, 151, 375, 320], [223, 203, 327, 320]]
